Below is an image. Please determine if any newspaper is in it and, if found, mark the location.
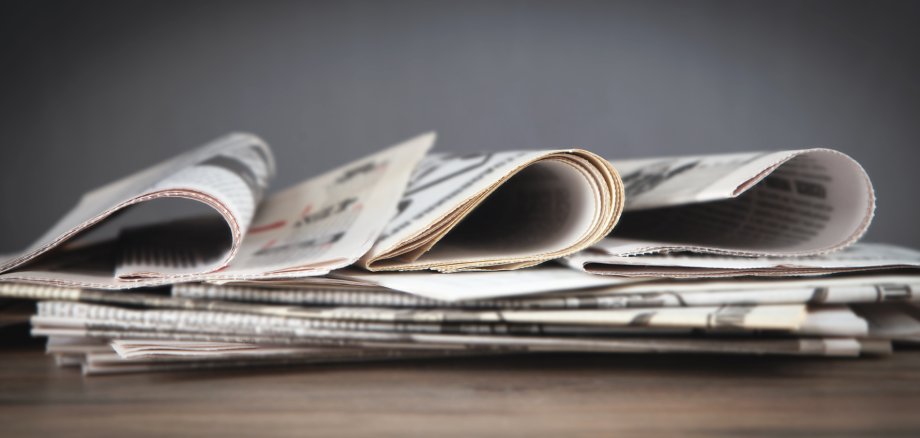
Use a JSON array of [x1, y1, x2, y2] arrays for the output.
[[34, 326, 879, 358], [44, 336, 883, 375], [563, 149, 875, 276], [565, 242, 920, 278], [30, 296, 889, 369], [34, 300, 877, 342], [105, 340, 471, 361], [171, 274, 920, 309], [79, 356, 428, 376], [0, 279, 660, 323], [0, 133, 433, 288], [1, 133, 274, 279], [34, 323, 877, 360], [186, 271, 920, 308], [175, 282, 458, 308], [0, 135, 628, 286], [342, 255, 920, 299], [45, 336, 111, 355], [358, 149, 624, 272], [5, 271, 917, 313], [336, 266, 648, 301], [798, 306, 869, 337], [8, 140, 920, 376], [561, 274, 920, 308], [32, 300, 814, 333], [46, 338, 481, 375]]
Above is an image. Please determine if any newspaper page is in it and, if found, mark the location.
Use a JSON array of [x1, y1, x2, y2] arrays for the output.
[[0, 133, 433, 289], [58, 340, 479, 375], [0, 133, 274, 282], [337, 266, 648, 301], [45, 335, 876, 375], [53, 328, 884, 358], [33, 322, 874, 359], [174, 282, 451, 308], [169, 273, 920, 309], [32, 301, 812, 334], [799, 306, 869, 337], [560, 274, 920, 309], [5, 271, 918, 313], [565, 242, 920, 278], [194, 132, 433, 278], [569, 149, 874, 275], [359, 148, 624, 272]]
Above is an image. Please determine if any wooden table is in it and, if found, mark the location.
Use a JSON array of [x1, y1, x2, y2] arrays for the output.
[[3, 334, 920, 438]]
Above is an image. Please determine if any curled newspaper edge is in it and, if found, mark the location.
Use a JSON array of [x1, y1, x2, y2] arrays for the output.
[[360, 149, 624, 272], [0, 133, 275, 276], [567, 149, 877, 276], [0, 133, 433, 288]]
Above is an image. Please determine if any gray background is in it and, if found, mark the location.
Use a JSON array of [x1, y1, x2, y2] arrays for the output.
[[1, 0, 918, 252]]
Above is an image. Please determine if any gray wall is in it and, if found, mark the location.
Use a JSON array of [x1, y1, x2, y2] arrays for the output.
[[2, 0, 918, 252]]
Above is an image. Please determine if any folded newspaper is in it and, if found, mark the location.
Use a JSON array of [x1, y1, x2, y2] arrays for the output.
[[564, 242, 920, 278], [0, 133, 431, 288], [566, 149, 878, 277], [359, 149, 624, 272], [8, 267, 918, 374], [4, 134, 920, 377], [0, 132, 624, 288]]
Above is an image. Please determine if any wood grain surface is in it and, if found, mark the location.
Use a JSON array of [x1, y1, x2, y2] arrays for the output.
[[2, 340, 920, 437]]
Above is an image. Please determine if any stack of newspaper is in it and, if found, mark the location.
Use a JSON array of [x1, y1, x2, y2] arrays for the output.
[[2, 132, 920, 375]]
